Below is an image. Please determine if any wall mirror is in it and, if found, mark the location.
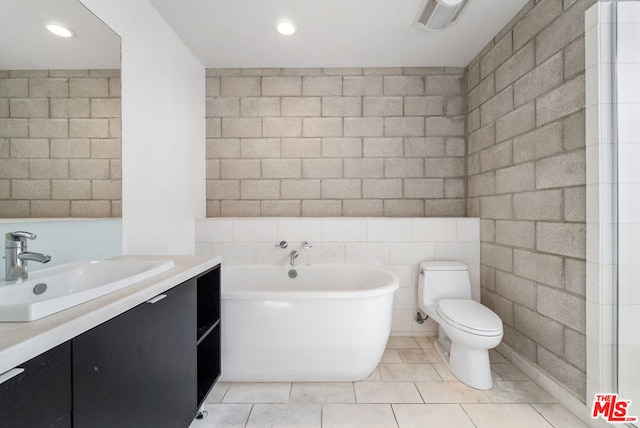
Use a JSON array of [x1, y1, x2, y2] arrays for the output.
[[0, 0, 121, 218]]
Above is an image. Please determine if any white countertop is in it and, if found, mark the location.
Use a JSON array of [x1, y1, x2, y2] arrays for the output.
[[0, 254, 222, 375]]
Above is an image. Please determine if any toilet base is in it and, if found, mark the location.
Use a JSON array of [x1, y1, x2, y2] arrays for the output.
[[434, 334, 494, 390]]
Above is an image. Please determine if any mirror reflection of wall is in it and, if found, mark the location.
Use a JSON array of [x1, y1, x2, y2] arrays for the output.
[[0, 0, 121, 218]]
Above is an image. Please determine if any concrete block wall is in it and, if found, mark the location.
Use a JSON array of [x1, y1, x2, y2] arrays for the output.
[[0, 70, 121, 218], [466, 0, 595, 400], [205, 68, 466, 217]]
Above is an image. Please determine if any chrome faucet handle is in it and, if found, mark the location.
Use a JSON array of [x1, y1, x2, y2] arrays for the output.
[[275, 241, 288, 249], [6, 231, 36, 247], [302, 241, 312, 250]]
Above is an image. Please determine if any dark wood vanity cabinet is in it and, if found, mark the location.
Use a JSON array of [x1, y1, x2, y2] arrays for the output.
[[73, 278, 198, 428], [0, 263, 221, 428], [0, 342, 72, 428]]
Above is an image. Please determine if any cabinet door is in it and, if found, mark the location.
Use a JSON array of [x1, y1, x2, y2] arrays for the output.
[[73, 279, 197, 428], [0, 341, 71, 428]]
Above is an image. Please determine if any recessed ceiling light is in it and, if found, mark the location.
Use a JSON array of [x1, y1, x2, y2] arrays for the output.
[[276, 20, 296, 36], [413, 0, 470, 31], [46, 24, 75, 38]]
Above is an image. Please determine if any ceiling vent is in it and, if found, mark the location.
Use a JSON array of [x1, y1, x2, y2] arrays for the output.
[[413, 0, 470, 31]]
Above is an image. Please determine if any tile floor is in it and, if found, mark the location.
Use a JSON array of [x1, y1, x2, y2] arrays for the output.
[[190, 337, 588, 428]]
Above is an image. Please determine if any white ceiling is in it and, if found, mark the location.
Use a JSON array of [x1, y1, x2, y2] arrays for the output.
[[0, 0, 120, 70], [1, 0, 528, 70], [149, 0, 529, 68]]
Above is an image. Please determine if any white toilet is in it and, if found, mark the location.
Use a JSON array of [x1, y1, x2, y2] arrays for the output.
[[418, 261, 503, 390]]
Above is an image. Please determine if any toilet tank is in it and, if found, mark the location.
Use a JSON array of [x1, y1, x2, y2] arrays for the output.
[[418, 261, 472, 305]]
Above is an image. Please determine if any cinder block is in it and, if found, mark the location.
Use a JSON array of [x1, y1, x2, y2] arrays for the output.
[[467, 76, 494, 112], [322, 97, 362, 117], [29, 78, 68, 97], [207, 139, 240, 158], [0, 200, 29, 217], [262, 76, 302, 96], [11, 180, 50, 199], [513, 122, 563, 163], [480, 194, 512, 219], [363, 97, 403, 117], [344, 118, 383, 137], [495, 270, 535, 308], [29, 119, 68, 138], [404, 179, 444, 198], [69, 159, 110, 179], [495, 162, 535, 194], [514, 52, 563, 107], [403, 96, 446, 117], [92, 180, 122, 199], [221, 200, 261, 217], [480, 34, 513, 79], [207, 98, 240, 117], [495, 220, 535, 249], [537, 285, 585, 333], [564, 186, 586, 222], [220, 159, 261, 179], [302, 76, 342, 96], [513, 190, 563, 221], [468, 171, 496, 197], [262, 159, 302, 178], [240, 138, 280, 158], [91, 98, 121, 118], [383, 76, 424, 96], [302, 118, 343, 137], [221, 77, 261, 97], [480, 141, 512, 172], [71, 200, 111, 217], [302, 200, 343, 216], [513, 249, 563, 288], [535, 149, 585, 189], [343, 199, 383, 216], [282, 97, 321, 116], [513, 305, 564, 355], [536, 74, 585, 126], [263, 117, 302, 137], [281, 138, 322, 158], [383, 199, 424, 217], [495, 102, 535, 142], [240, 98, 280, 117], [303, 158, 342, 178], [564, 258, 586, 297], [69, 78, 109, 97], [343, 76, 383, 96], [424, 75, 463, 95], [0, 78, 28, 97], [536, 222, 586, 258], [363, 138, 403, 157], [446, 96, 464, 116], [563, 111, 585, 150], [51, 99, 90, 118], [344, 158, 384, 178], [321, 179, 361, 199], [281, 180, 321, 199], [535, 0, 590, 63], [426, 116, 464, 137], [206, 160, 220, 179], [444, 178, 465, 198], [405, 137, 445, 157], [10, 139, 49, 158], [91, 139, 121, 159], [322, 138, 362, 157], [31, 200, 70, 217], [424, 158, 465, 178], [385, 117, 424, 137], [69, 119, 109, 138], [384, 158, 423, 178], [52, 180, 91, 199], [206, 77, 220, 97], [480, 87, 513, 126], [261, 200, 301, 217], [495, 41, 536, 91], [29, 159, 68, 179], [222, 118, 262, 138], [564, 35, 585, 80], [241, 180, 280, 199], [512, 0, 563, 50], [206, 180, 240, 200], [468, 123, 495, 154], [10, 99, 49, 118], [362, 179, 402, 198]]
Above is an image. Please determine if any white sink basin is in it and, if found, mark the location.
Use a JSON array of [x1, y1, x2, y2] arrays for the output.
[[0, 259, 175, 322]]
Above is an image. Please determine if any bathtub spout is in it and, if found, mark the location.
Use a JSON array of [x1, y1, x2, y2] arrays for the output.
[[290, 250, 299, 266]]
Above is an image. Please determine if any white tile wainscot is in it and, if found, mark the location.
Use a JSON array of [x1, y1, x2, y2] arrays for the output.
[[195, 217, 479, 336]]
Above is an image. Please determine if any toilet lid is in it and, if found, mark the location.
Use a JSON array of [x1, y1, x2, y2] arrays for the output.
[[437, 299, 502, 334]]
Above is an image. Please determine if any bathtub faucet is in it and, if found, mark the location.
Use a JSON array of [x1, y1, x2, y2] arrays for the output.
[[290, 250, 299, 266]]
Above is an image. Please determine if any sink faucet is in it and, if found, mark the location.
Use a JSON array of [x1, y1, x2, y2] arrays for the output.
[[5, 231, 51, 282]]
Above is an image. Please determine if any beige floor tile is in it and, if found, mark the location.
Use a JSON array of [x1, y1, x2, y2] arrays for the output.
[[491, 362, 530, 381], [205, 382, 231, 403], [381, 349, 403, 363], [361, 367, 382, 382], [189, 403, 252, 428], [323, 404, 398, 428], [378, 363, 441, 382], [415, 336, 436, 349], [392, 404, 475, 428], [290, 382, 355, 403], [355, 381, 423, 403], [386, 337, 421, 349], [485, 380, 555, 403], [397, 348, 441, 364], [246, 404, 321, 428], [462, 403, 554, 428], [432, 363, 457, 381], [223, 382, 291, 403], [532, 403, 589, 427], [415, 381, 492, 403]]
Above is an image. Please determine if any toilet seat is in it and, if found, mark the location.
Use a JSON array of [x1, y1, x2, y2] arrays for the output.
[[437, 299, 502, 337]]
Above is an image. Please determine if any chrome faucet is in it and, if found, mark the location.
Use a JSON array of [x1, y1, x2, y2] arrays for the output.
[[289, 241, 312, 266], [5, 231, 51, 282]]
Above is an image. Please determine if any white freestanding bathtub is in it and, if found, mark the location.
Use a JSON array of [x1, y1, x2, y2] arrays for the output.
[[220, 265, 399, 382]]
